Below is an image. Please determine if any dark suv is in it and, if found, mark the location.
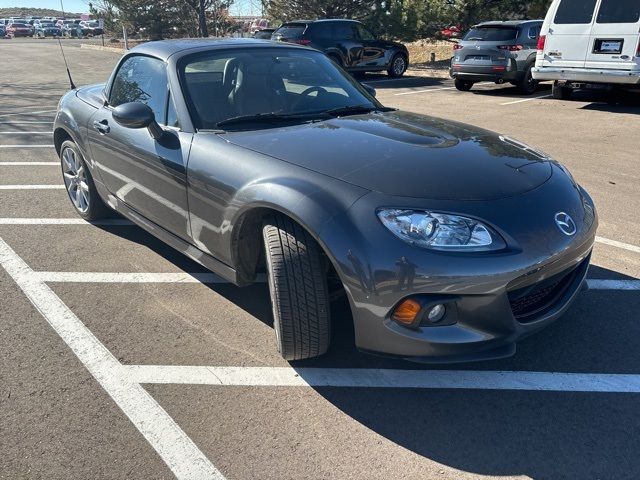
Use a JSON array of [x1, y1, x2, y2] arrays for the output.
[[272, 19, 409, 77], [450, 20, 543, 94]]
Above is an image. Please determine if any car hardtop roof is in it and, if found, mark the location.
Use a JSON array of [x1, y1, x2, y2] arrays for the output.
[[284, 18, 361, 25], [473, 19, 543, 28], [129, 37, 310, 61]]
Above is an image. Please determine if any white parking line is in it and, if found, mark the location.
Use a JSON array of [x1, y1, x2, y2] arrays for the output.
[[0, 237, 226, 480], [0, 218, 133, 225], [0, 145, 54, 148], [0, 162, 58, 166], [0, 121, 53, 125], [123, 365, 640, 393], [500, 95, 553, 106], [0, 109, 57, 118], [596, 236, 640, 254], [0, 131, 53, 135], [0, 184, 64, 189], [394, 87, 455, 96]]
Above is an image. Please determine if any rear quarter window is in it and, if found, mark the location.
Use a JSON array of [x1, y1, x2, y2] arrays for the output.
[[463, 27, 518, 42], [554, 0, 598, 24], [596, 0, 640, 24]]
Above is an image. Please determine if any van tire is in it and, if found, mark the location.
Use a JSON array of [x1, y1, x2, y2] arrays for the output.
[[517, 65, 538, 95], [455, 79, 474, 91], [552, 81, 572, 100], [262, 214, 331, 361]]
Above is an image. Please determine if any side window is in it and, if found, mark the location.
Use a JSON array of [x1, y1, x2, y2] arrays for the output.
[[554, 0, 598, 24], [333, 23, 356, 40], [166, 91, 180, 128], [356, 24, 375, 41], [528, 25, 541, 40], [597, 0, 640, 24], [110, 55, 168, 123]]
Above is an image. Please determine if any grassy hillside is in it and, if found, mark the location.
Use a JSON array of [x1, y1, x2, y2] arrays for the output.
[[0, 7, 82, 18]]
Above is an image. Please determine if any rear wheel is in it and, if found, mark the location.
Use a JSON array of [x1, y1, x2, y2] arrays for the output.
[[387, 53, 407, 77], [262, 214, 331, 361], [59, 140, 111, 221], [552, 81, 573, 100], [454, 79, 474, 91], [517, 64, 538, 95]]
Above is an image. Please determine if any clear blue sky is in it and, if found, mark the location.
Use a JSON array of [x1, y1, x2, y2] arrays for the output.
[[0, 0, 257, 15]]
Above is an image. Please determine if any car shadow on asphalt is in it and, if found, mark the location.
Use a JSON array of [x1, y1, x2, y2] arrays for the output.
[[360, 74, 451, 91]]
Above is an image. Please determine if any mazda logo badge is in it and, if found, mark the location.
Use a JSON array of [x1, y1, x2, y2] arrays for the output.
[[555, 212, 577, 236]]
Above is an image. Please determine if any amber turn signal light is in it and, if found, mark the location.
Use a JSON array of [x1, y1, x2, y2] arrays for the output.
[[392, 298, 422, 326]]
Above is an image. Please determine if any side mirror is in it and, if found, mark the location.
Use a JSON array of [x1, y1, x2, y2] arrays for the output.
[[112, 102, 164, 140], [362, 83, 377, 98]]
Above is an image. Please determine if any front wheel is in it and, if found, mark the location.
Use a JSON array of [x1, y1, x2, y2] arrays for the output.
[[262, 214, 331, 361], [454, 79, 474, 91], [387, 53, 407, 77], [60, 140, 111, 220]]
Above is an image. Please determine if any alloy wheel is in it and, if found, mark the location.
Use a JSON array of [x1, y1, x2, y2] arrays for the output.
[[393, 56, 406, 76], [61, 147, 90, 213]]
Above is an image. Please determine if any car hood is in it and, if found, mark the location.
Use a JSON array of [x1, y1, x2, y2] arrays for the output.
[[221, 111, 553, 200]]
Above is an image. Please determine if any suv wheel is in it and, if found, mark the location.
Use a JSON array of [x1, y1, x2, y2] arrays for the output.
[[552, 81, 573, 100], [518, 65, 538, 95], [262, 214, 331, 361], [388, 53, 407, 77], [454, 79, 474, 91]]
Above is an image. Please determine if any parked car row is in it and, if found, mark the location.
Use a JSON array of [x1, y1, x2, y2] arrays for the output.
[[0, 17, 103, 38]]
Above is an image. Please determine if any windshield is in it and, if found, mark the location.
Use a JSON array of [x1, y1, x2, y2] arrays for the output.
[[463, 27, 518, 42], [179, 48, 380, 130]]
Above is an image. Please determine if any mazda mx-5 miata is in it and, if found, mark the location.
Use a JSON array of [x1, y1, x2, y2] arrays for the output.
[[54, 39, 597, 363]]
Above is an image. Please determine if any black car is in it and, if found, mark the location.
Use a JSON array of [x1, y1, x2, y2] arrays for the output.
[[450, 20, 543, 94], [53, 39, 596, 363], [33, 22, 62, 38], [272, 19, 409, 77], [253, 28, 275, 40]]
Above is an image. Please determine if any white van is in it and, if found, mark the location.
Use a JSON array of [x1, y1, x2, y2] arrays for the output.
[[532, 0, 640, 99]]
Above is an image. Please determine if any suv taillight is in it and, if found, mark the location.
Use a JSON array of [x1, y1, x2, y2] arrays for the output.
[[537, 35, 546, 52], [293, 39, 311, 46], [453, 43, 463, 50], [498, 44, 524, 51]]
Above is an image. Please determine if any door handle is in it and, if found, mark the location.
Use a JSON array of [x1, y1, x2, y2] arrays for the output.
[[93, 119, 110, 134]]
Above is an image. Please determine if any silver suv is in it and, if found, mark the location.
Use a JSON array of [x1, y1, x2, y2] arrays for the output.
[[451, 20, 543, 94]]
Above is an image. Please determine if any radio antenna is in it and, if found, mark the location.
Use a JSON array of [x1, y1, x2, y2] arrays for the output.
[[57, 0, 76, 89]]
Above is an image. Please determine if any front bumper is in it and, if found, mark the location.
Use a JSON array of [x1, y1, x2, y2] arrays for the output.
[[532, 66, 640, 86], [320, 169, 598, 363]]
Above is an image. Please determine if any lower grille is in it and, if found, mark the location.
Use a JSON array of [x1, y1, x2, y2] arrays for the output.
[[508, 258, 587, 323]]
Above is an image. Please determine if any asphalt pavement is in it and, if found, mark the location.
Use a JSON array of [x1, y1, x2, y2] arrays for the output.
[[1, 40, 639, 480]]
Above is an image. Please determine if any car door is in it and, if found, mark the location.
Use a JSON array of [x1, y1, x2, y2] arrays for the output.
[[354, 24, 387, 68], [88, 54, 193, 241], [541, 0, 599, 69], [584, 0, 640, 71]]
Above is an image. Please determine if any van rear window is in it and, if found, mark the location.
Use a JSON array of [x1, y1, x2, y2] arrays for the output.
[[463, 27, 518, 42], [597, 0, 640, 24], [554, 0, 598, 24]]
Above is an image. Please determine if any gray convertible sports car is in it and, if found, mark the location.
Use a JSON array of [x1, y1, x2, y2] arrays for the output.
[[54, 39, 597, 363]]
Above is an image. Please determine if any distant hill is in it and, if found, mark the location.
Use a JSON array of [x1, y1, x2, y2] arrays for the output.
[[0, 7, 83, 18]]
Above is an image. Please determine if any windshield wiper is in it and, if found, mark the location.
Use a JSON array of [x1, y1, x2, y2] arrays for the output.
[[216, 112, 325, 129], [324, 105, 393, 118]]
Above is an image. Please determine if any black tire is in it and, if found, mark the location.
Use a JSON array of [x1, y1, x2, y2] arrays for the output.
[[517, 64, 538, 95], [552, 81, 572, 100], [387, 53, 407, 77], [59, 140, 112, 221], [262, 214, 331, 361], [327, 53, 343, 67], [454, 79, 474, 91]]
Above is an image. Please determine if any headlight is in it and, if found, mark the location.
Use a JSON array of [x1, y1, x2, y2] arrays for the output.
[[377, 209, 506, 251]]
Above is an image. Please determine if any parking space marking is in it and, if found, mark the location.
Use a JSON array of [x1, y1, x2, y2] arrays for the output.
[[596, 236, 640, 254], [0, 218, 133, 225], [0, 162, 58, 166], [0, 145, 54, 148], [0, 185, 64, 189], [0, 237, 226, 480], [0, 131, 53, 135], [123, 365, 640, 393], [394, 87, 455, 96], [0, 121, 53, 125], [0, 109, 57, 118], [500, 95, 553, 106]]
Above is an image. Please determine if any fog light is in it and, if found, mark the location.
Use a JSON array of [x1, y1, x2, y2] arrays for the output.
[[427, 304, 446, 323], [392, 298, 422, 326]]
